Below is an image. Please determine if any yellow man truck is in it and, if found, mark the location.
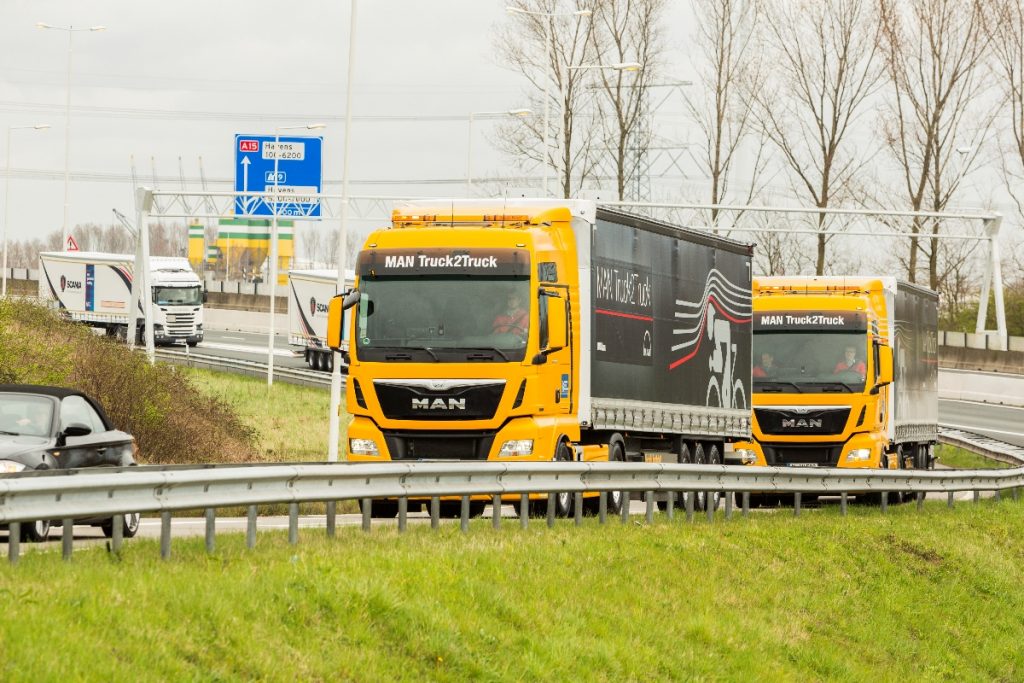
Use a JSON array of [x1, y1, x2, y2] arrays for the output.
[[733, 276, 938, 503], [328, 199, 753, 517]]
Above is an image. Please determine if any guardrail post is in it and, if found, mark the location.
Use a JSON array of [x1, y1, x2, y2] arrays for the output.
[[430, 497, 440, 530], [1013, 488, 1019, 502], [598, 491, 607, 524], [881, 492, 888, 513], [326, 501, 336, 538], [840, 492, 848, 516], [493, 495, 502, 530], [995, 489, 1002, 502], [204, 508, 215, 553], [547, 494, 556, 528], [666, 491, 675, 521], [160, 512, 171, 560], [794, 492, 801, 517], [742, 492, 750, 517], [8, 523, 19, 565], [947, 492, 955, 509], [706, 495, 714, 523], [645, 491, 654, 525], [620, 492, 630, 524], [520, 494, 529, 530], [111, 513, 124, 553], [574, 493, 583, 526], [460, 496, 469, 533], [288, 503, 299, 545], [686, 491, 694, 522], [399, 497, 408, 534], [248, 505, 258, 547], [361, 499, 372, 532], [973, 490, 980, 505], [916, 492, 924, 511], [725, 491, 733, 520], [62, 518, 74, 561]]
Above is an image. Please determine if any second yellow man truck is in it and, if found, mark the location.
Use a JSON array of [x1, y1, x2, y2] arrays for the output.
[[733, 276, 938, 504], [328, 199, 753, 517]]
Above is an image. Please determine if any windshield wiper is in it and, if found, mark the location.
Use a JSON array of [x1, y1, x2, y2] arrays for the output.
[[460, 347, 511, 362], [0, 429, 19, 436], [801, 382, 854, 393], [369, 345, 440, 362], [753, 380, 803, 393]]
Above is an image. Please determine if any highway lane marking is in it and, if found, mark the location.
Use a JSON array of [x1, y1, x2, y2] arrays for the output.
[[200, 341, 297, 357], [220, 336, 246, 341], [940, 399, 1024, 412], [941, 422, 1024, 438]]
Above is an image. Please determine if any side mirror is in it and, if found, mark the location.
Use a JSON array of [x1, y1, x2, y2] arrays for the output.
[[342, 288, 361, 311], [327, 294, 347, 351], [875, 345, 893, 387], [62, 423, 92, 438], [201, 290, 208, 303]]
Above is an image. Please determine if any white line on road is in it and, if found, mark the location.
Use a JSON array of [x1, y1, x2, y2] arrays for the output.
[[941, 423, 1024, 438]]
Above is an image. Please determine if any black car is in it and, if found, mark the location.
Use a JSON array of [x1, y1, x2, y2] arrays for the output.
[[0, 384, 140, 543]]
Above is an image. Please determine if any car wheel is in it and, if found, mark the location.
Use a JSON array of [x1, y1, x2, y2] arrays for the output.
[[21, 519, 51, 543], [102, 513, 140, 539]]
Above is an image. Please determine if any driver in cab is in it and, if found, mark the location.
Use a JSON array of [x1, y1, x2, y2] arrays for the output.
[[492, 292, 528, 339], [833, 345, 866, 377]]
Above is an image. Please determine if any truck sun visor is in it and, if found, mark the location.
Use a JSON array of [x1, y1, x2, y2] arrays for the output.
[[357, 248, 529, 278]]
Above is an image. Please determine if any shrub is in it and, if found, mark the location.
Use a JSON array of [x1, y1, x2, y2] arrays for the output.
[[0, 298, 256, 464]]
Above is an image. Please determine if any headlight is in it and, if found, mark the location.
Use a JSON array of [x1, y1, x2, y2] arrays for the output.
[[734, 448, 757, 465], [349, 439, 379, 456], [0, 460, 27, 473], [846, 448, 871, 462], [498, 439, 534, 457]]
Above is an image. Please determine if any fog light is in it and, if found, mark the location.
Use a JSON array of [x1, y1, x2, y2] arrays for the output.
[[349, 439, 379, 456], [498, 439, 534, 457], [0, 460, 27, 473], [846, 448, 871, 462], [734, 448, 757, 465]]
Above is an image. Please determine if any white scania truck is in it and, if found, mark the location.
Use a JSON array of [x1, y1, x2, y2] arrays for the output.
[[287, 268, 353, 371], [39, 251, 205, 346]]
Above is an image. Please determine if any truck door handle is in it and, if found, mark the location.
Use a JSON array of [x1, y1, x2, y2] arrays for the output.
[[554, 389, 560, 404]]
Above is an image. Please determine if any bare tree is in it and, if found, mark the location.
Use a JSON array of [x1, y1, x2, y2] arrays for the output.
[[879, 0, 995, 290], [993, 0, 1024, 221], [688, 0, 769, 223], [752, 0, 883, 275], [498, 1, 601, 198], [586, 0, 666, 200]]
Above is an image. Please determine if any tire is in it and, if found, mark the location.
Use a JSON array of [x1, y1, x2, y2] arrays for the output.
[[20, 519, 50, 543], [186, 340, 199, 348], [326, 353, 334, 373], [705, 442, 723, 512], [102, 513, 140, 539], [552, 440, 574, 518], [692, 442, 707, 512], [359, 499, 398, 519], [605, 437, 625, 516]]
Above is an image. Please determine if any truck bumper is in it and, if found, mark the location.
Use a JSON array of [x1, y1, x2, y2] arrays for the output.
[[736, 432, 888, 469], [346, 415, 570, 462]]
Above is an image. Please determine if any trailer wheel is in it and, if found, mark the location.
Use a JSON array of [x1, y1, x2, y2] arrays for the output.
[[606, 436, 625, 516], [705, 442, 723, 512], [692, 442, 708, 512]]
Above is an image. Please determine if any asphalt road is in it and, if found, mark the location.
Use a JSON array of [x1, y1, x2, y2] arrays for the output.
[[939, 398, 1024, 448]]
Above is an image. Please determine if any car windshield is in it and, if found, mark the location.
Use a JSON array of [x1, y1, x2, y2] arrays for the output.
[[753, 330, 869, 393], [153, 285, 202, 306], [0, 395, 55, 437], [355, 277, 531, 362]]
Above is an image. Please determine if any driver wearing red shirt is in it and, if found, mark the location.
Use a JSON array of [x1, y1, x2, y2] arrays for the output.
[[493, 292, 528, 337], [833, 345, 866, 375]]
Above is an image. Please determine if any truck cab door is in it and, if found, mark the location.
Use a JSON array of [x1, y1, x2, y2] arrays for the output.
[[536, 288, 572, 416]]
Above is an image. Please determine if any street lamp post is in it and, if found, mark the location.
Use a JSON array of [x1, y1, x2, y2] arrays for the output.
[[2, 125, 50, 297], [466, 108, 532, 192], [36, 23, 105, 252], [506, 6, 591, 196], [267, 123, 327, 387]]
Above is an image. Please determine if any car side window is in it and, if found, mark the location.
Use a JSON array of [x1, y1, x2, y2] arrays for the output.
[[60, 396, 106, 434]]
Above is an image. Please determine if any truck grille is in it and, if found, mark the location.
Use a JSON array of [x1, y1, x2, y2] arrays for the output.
[[373, 380, 505, 421], [381, 430, 496, 460], [762, 443, 843, 467], [165, 312, 196, 336], [754, 407, 851, 436]]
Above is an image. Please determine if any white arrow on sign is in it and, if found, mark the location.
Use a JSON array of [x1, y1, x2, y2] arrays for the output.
[[240, 156, 255, 213]]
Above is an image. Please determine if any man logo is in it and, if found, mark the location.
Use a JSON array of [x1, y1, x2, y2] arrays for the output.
[[412, 398, 466, 410], [781, 418, 823, 428]]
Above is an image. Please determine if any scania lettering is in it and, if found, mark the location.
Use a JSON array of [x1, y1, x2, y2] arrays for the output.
[[733, 276, 939, 504], [39, 251, 205, 346], [327, 199, 754, 519]]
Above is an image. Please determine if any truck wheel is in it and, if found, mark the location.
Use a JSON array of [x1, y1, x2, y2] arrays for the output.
[[20, 519, 50, 543], [553, 440, 574, 518], [359, 499, 398, 519], [326, 353, 334, 372], [705, 442, 723, 512], [606, 437, 625, 516], [692, 442, 708, 512]]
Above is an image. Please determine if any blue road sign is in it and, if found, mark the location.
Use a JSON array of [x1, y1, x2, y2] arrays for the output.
[[234, 134, 323, 218]]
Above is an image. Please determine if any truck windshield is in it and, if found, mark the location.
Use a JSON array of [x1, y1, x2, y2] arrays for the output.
[[153, 286, 202, 306], [354, 277, 530, 362], [753, 331, 868, 393]]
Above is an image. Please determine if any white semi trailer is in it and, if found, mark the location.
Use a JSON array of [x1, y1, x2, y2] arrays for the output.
[[39, 251, 205, 346], [287, 268, 353, 371]]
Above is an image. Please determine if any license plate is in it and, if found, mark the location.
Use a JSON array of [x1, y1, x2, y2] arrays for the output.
[[786, 463, 819, 467]]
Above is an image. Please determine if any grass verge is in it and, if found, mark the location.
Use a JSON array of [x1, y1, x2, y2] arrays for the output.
[[935, 443, 1010, 469], [2, 497, 1024, 680]]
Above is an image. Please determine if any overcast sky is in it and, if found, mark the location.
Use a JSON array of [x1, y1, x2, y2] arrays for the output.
[[0, 0, 696, 247]]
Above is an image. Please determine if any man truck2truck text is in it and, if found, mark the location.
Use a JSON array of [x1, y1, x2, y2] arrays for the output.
[[327, 199, 753, 517], [734, 276, 939, 504], [39, 251, 205, 346]]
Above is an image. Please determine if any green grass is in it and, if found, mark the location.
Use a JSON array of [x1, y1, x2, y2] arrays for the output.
[[182, 368, 350, 461], [935, 444, 1010, 470], [3, 498, 1024, 680]]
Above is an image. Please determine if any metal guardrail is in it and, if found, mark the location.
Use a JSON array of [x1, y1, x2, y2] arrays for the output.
[[2, 459, 1022, 564], [153, 348, 336, 389], [938, 427, 1024, 467]]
